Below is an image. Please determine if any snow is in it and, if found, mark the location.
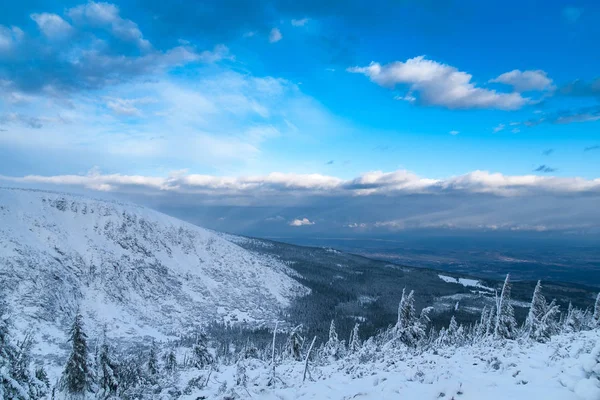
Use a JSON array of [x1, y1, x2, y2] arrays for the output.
[[0, 187, 308, 354], [439, 274, 494, 292], [179, 330, 600, 400]]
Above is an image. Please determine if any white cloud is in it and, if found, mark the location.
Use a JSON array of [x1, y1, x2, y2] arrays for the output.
[[449, 130, 459, 135], [347, 56, 530, 110], [291, 18, 309, 27], [346, 222, 367, 228], [30, 13, 73, 39], [269, 28, 282, 43], [490, 70, 554, 92], [3, 169, 599, 198], [105, 96, 155, 116], [289, 218, 315, 226], [493, 123, 505, 133], [0, 25, 24, 53], [68, 1, 151, 50]]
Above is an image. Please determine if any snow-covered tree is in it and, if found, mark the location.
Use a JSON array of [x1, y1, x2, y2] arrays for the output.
[[61, 312, 92, 398], [436, 316, 465, 347], [348, 323, 361, 354], [163, 349, 177, 374], [474, 307, 489, 340], [147, 341, 159, 376], [524, 281, 560, 342], [286, 325, 303, 361], [321, 320, 345, 361], [563, 302, 588, 333], [592, 293, 600, 327], [191, 333, 213, 369], [97, 333, 119, 397], [495, 274, 517, 340], [394, 289, 430, 347], [0, 297, 48, 400]]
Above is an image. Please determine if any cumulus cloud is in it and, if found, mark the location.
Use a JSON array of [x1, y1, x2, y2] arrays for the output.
[[0, 3, 230, 94], [489, 70, 554, 92], [0, 25, 24, 53], [291, 18, 309, 26], [289, 218, 315, 226], [269, 28, 282, 43], [68, 1, 150, 49], [30, 13, 73, 39], [347, 56, 530, 110]]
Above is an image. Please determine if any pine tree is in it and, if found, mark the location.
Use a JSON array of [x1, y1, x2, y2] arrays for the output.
[[394, 289, 429, 347], [0, 300, 47, 400], [564, 302, 587, 333], [485, 305, 496, 337], [495, 274, 517, 340], [524, 281, 560, 342], [322, 320, 344, 361], [147, 341, 159, 376], [474, 306, 489, 340], [163, 350, 177, 374], [286, 325, 303, 361], [348, 323, 361, 354], [97, 332, 118, 397], [61, 313, 91, 397], [191, 333, 213, 369]]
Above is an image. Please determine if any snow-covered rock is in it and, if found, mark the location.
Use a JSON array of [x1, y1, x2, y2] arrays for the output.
[[0, 188, 308, 350]]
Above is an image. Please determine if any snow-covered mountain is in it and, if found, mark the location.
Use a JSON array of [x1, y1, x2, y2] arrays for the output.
[[0, 187, 308, 349]]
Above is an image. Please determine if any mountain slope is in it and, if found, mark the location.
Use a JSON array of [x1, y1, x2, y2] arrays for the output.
[[0, 188, 308, 347]]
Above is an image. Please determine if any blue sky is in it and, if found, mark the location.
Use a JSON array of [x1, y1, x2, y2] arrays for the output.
[[1, 0, 599, 235]]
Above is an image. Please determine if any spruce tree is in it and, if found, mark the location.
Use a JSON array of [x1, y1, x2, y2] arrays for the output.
[[61, 313, 91, 397], [394, 289, 429, 347], [147, 341, 159, 376], [322, 320, 344, 361], [287, 325, 303, 361], [163, 349, 177, 374], [348, 323, 361, 354], [97, 333, 118, 397], [524, 281, 560, 342], [191, 333, 213, 369], [495, 274, 517, 340]]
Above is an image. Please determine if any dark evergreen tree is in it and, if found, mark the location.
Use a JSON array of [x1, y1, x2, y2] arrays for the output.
[[163, 349, 177, 374], [97, 333, 119, 397], [61, 313, 91, 397], [147, 341, 159, 376], [191, 333, 213, 369]]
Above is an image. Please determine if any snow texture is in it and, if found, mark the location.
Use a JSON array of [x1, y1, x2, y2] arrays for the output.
[[0, 188, 308, 351]]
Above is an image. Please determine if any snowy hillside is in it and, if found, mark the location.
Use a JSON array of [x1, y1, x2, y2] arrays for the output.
[[0, 188, 308, 347]]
